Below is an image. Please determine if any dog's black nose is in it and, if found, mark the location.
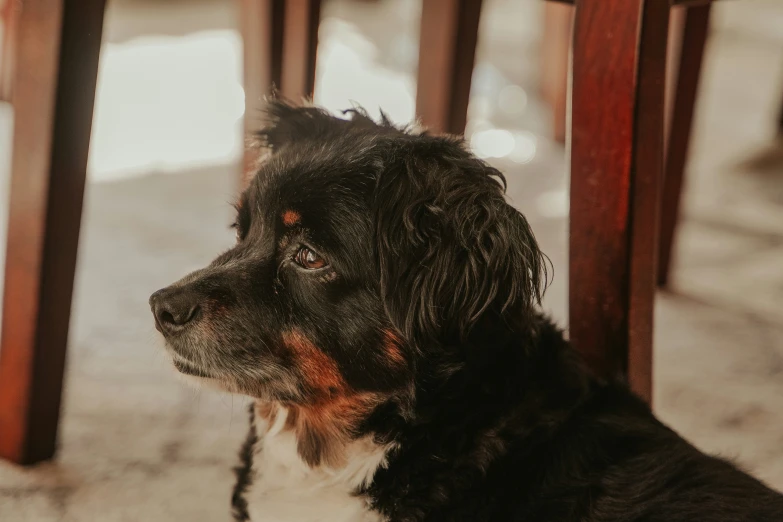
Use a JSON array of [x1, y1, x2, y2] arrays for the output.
[[149, 287, 201, 335]]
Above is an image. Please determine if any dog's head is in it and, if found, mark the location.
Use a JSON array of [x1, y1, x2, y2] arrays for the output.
[[150, 101, 546, 463]]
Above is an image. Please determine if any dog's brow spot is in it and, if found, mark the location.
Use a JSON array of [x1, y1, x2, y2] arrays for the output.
[[282, 210, 301, 227]]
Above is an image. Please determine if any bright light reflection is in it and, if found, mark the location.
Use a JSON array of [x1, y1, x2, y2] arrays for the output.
[[315, 18, 415, 125], [468, 96, 493, 119], [86, 19, 420, 182], [471, 129, 516, 159], [498, 85, 528, 116], [509, 131, 537, 164], [536, 190, 569, 218], [470, 127, 538, 163], [88, 30, 245, 181]]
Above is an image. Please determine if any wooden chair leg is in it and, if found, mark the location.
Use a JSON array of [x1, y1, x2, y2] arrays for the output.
[[0, 0, 19, 102], [0, 0, 106, 465], [279, 0, 320, 101], [569, 0, 670, 404], [240, 0, 321, 183], [416, 0, 483, 135], [657, 5, 711, 288], [540, 2, 573, 144]]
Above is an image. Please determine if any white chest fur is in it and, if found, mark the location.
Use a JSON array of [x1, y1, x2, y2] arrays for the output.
[[247, 409, 390, 522]]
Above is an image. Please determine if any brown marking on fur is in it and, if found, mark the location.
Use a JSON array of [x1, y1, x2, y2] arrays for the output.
[[253, 395, 382, 467], [383, 329, 406, 367], [290, 393, 382, 467], [282, 330, 346, 396], [276, 329, 386, 466], [282, 210, 301, 227]]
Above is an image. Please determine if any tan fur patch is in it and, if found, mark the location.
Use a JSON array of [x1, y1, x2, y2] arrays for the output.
[[292, 394, 381, 466], [255, 396, 381, 467], [282, 210, 301, 227], [382, 329, 406, 367], [276, 330, 384, 466], [282, 330, 345, 396]]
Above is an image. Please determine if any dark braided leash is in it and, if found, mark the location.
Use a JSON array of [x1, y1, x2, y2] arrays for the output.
[[231, 403, 259, 522]]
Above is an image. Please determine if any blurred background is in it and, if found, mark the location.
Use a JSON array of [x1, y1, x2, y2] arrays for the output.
[[0, 0, 782, 519]]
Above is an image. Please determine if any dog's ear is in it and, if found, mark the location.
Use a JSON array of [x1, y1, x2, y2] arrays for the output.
[[375, 138, 547, 346], [256, 98, 386, 153]]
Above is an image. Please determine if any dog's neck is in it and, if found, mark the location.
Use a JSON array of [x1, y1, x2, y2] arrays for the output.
[[233, 402, 392, 522], [254, 396, 386, 468], [367, 312, 591, 434]]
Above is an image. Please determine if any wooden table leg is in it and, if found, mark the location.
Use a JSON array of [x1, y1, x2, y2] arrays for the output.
[[239, 0, 320, 184], [657, 5, 711, 287], [416, 0, 483, 135], [0, 0, 106, 465], [569, 0, 670, 404]]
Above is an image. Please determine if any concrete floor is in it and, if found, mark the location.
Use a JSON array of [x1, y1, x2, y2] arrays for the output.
[[1, 0, 782, 520]]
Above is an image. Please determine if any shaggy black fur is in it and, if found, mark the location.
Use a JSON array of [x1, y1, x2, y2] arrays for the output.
[[151, 99, 783, 521], [362, 315, 783, 521]]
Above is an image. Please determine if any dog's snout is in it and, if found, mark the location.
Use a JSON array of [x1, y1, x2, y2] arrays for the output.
[[150, 287, 201, 335]]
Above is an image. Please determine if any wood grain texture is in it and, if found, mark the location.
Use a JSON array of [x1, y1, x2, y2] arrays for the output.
[[279, 0, 321, 101], [240, 0, 283, 184], [658, 5, 711, 287], [626, 0, 670, 403], [569, 0, 670, 404], [540, 2, 573, 143], [239, 0, 320, 185], [416, 0, 483, 135], [0, 0, 19, 101], [0, 0, 106, 464]]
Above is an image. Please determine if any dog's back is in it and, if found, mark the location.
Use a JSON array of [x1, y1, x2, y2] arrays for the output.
[[364, 316, 783, 521], [504, 384, 783, 521]]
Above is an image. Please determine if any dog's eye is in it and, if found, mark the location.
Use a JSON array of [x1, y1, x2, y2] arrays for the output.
[[294, 247, 328, 270]]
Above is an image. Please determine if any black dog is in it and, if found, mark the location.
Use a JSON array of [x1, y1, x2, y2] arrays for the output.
[[150, 100, 783, 521]]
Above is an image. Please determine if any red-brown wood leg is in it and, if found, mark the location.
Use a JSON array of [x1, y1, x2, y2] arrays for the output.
[[239, 0, 320, 185], [657, 5, 711, 287], [416, 0, 483, 135], [0, 0, 106, 465], [279, 0, 320, 101], [0, 0, 20, 102], [569, 0, 670, 404], [540, 2, 573, 144], [240, 0, 283, 184]]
